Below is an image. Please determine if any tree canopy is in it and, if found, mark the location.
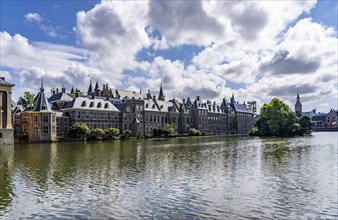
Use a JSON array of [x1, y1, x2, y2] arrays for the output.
[[69, 123, 90, 140], [250, 98, 314, 136], [18, 92, 35, 107]]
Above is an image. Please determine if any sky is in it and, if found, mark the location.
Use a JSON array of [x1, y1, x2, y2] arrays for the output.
[[1, 0, 337, 113]]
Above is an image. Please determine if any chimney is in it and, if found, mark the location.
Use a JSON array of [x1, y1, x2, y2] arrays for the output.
[[197, 96, 200, 100], [153, 95, 156, 100], [56, 88, 59, 93], [62, 85, 65, 93], [103, 84, 105, 91], [182, 98, 186, 104]]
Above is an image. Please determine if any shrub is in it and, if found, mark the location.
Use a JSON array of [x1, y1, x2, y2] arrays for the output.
[[189, 128, 200, 136], [69, 123, 90, 140], [91, 128, 105, 140]]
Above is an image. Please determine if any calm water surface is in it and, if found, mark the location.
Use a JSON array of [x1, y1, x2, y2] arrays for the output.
[[0, 132, 337, 219]]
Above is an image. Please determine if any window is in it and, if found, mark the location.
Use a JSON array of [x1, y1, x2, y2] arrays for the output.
[[43, 114, 49, 123], [82, 101, 87, 107], [33, 115, 39, 123], [104, 103, 109, 109], [97, 102, 102, 108], [43, 125, 49, 134], [52, 115, 56, 123], [90, 102, 94, 108], [33, 125, 39, 134], [57, 126, 60, 134], [64, 118, 68, 123], [56, 118, 60, 123], [52, 126, 56, 134], [64, 126, 68, 134]]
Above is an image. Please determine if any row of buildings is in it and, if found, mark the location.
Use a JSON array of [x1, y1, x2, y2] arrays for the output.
[[12, 80, 255, 142], [295, 92, 338, 130]]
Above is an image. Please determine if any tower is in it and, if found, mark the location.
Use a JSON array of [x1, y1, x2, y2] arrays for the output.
[[87, 79, 93, 95], [158, 83, 165, 101], [295, 91, 302, 114], [0, 77, 15, 144]]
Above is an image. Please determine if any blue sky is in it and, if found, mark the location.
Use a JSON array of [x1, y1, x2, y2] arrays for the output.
[[1, 0, 337, 113]]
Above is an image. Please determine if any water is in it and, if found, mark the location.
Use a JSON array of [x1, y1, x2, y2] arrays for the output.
[[0, 132, 337, 219]]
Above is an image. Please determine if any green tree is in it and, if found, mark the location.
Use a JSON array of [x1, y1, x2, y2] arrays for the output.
[[69, 123, 90, 140], [105, 128, 120, 139], [298, 115, 314, 134], [163, 123, 175, 136], [251, 98, 299, 136], [91, 128, 105, 140], [189, 128, 201, 136], [18, 92, 35, 107]]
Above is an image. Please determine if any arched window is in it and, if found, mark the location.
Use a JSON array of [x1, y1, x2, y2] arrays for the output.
[[90, 101, 94, 108]]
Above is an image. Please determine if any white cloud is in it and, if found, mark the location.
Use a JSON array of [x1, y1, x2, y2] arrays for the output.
[[25, 13, 42, 23], [75, 1, 150, 74], [0, 70, 11, 80]]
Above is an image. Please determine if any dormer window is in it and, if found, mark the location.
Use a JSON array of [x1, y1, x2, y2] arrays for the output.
[[97, 102, 102, 108], [42, 103, 46, 110], [82, 101, 87, 107], [152, 104, 155, 109], [104, 103, 109, 109], [90, 101, 94, 108], [160, 105, 163, 109], [146, 103, 149, 108]]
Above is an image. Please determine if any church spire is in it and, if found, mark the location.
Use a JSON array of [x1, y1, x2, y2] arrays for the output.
[[87, 79, 93, 94], [40, 78, 44, 92], [158, 83, 165, 101], [295, 90, 302, 114], [230, 92, 235, 104]]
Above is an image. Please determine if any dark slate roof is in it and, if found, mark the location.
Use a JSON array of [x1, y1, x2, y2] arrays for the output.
[[230, 103, 252, 114], [62, 97, 119, 112], [48, 92, 73, 103], [192, 97, 207, 110], [33, 89, 53, 112], [114, 102, 127, 111], [0, 77, 15, 86], [312, 115, 326, 121]]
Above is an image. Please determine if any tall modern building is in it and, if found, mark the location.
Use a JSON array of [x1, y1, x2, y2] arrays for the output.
[[0, 77, 15, 144], [295, 91, 302, 114]]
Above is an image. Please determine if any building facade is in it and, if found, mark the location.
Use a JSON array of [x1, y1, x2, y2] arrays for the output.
[[0, 77, 15, 144], [13, 81, 255, 142]]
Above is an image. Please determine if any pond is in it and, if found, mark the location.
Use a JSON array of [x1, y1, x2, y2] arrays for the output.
[[0, 132, 337, 219]]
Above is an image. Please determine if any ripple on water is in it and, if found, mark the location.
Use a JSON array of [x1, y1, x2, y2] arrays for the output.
[[0, 133, 337, 219]]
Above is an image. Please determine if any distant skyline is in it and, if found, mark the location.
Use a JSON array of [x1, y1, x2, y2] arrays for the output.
[[1, 0, 337, 113]]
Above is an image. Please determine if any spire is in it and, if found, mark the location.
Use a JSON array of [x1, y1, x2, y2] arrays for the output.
[[295, 90, 302, 114], [87, 79, 93, 94], [40, 78, 44, 92], [94, 80, 99, 91], [158, 83, 165, 101], [230, 93, 235, 104], [139, 85, 142, 94]]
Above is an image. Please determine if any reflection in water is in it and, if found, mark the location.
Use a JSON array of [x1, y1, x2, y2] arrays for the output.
[[0, 133, 337, 219]]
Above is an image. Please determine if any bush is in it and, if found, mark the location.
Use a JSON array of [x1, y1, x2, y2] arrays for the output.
[[105, 128, 120, 139], [189, 128, 200, 136], [249, 127, 259, 136], [91, 128, 105, 140], [69, 123, 90, 140]]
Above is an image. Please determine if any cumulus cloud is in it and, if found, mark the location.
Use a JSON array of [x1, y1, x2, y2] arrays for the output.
[[75, 1, 150, 74], [148, 0, 224, 46], [25, 13, 42, 23], [0, 70, 11, 80]]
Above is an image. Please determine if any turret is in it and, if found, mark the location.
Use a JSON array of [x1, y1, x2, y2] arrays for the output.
[[158, 83, 165, 101]]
